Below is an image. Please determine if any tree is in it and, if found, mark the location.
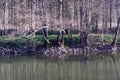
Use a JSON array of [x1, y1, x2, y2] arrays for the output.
[[111, 0, 120, 47], [109, 0, 112, 32], [56, 0, 64, 47], [4, 0, 9, 35]]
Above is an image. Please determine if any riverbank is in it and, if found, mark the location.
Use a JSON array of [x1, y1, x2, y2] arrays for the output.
[[0, 34, 120, 59]]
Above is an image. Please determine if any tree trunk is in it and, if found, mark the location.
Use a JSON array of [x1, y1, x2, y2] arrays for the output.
[[80, 0, 83, 30], [57, 0, 64, 47], [84, 0, 91, 46], [57, 0, 63, 29], [68, 29, 72, 40], [79, 30, 88, 47], [111, 0, 119, 47], [5, 0, 9, 35], [111, 18, 120, 47], [41, 0, 50, 47], [109, 0, 112, 32], [42, 26, 50, 47], [41, 0, 46, 22], [57, 30, 64, 47]]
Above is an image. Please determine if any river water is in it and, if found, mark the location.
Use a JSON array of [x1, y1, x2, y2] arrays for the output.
[[0, 57, 120, 80]]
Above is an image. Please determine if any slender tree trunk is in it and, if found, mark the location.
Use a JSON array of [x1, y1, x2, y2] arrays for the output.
[[80, 0, 83, 30], [111, 0, 119, 47], [30, 0, 33, 31], [111, 18, 120, 47], [101, 0, 105, 45], [42, 27, 50, 46], [85, 0, 91, 46], [41, 0, 50, 47], [79, 0, 91, 47], [73, 0, 76, 30], [57, 30, 64, 47], [68, 29, 72, 40], [57, 0, 64, 47], [41, 0, 46, 23], [5, 0, 9, 35], [105, 0, 109, 34], [3, 1, 6, 35], [109, 0, 112, 32]]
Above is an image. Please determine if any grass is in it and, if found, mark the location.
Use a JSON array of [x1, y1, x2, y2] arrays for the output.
[[0, 34, 119, 48]]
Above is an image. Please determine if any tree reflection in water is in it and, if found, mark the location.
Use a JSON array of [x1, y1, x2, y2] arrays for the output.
[[0, 57, 120, 80]]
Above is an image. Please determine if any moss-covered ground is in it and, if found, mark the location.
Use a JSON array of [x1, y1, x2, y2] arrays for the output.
[[0, 34, 119, 48]]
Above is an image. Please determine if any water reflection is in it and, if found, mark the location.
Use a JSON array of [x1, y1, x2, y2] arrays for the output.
[[0, 57, 120, 80]]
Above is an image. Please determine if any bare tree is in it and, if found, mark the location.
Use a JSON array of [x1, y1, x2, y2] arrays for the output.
[[4, 0, 9, 35], [57, 0, 64, 47], [111, 0, 120, 47], [109, 0, 112, 32]]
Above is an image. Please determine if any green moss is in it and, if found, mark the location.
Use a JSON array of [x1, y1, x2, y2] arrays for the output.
[[0, 36, 9, 41], [103, 34, 113, 43]]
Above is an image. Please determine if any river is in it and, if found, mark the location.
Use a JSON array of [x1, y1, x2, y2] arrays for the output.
[[0, 56, 120, 80]]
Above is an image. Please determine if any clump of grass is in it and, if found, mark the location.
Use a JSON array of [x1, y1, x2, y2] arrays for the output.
[[0, 36, 10, 41], [103, 35, 113, 43]]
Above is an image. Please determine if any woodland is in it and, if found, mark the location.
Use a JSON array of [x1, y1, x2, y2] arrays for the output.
[[0, 0, 120, 59]]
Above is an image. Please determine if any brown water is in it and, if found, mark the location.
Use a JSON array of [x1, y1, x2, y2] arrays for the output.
[[0, 57, 120, 80]]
